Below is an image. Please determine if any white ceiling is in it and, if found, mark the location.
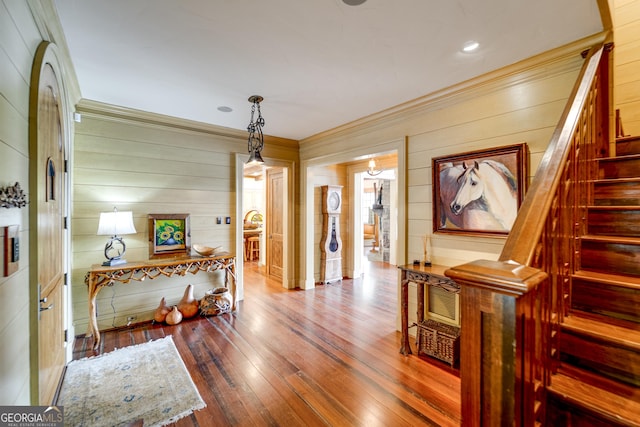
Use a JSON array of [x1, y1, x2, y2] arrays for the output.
[[54, 0, 603, 141]]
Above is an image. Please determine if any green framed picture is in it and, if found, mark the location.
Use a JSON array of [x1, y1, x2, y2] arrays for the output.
[[148, 213, 191, 258]]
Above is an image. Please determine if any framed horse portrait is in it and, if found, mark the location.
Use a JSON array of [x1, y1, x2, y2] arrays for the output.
[[432, 143, 528, 237]]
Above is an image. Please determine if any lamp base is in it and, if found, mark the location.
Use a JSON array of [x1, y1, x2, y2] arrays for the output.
[[102, 258, 127, 267]]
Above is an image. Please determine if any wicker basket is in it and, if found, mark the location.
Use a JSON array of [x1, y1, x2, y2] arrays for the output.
[[416, 319, 460, 367]]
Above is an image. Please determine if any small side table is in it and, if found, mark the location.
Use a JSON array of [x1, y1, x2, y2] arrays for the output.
[[85, 253, 236, 350], [398, 264, 460, 355]]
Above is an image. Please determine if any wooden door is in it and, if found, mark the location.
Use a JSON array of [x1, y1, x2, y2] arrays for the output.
[[31, 43, 67, 404], [266, 168, 284, 280]]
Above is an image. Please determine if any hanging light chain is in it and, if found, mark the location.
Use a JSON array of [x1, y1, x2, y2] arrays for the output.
[[247, 96, 264, 154]]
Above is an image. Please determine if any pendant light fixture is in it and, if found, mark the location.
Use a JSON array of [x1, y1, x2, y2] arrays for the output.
[[367, 158, 382, 176], [246, 95, 265, 165]]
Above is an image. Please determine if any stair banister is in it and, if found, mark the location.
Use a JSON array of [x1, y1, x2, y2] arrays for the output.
[[446, 41, 611, 427]]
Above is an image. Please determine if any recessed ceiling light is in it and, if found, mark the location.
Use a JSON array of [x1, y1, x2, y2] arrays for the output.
[[462, 41, 480, 53], [217, 106, 232, 113], [343, 0, 367, 5]]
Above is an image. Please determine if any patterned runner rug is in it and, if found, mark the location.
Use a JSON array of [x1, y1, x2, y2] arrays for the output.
[[57, 335, 205, 427]]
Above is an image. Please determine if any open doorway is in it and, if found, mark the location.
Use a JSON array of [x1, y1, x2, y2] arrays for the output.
[[360, 169, 397, 266], [302, 145, 403, 289], [242, 167, 265, 268], [352, 161, 398, 283], [238, 157, 292, 299]]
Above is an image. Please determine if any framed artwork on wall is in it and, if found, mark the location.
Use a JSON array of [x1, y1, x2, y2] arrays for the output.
[[148, 213, 191, 258], [432, 143, 528, 237]]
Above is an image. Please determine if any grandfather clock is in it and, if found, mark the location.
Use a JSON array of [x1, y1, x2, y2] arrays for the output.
[[320, 185, 343, 284]]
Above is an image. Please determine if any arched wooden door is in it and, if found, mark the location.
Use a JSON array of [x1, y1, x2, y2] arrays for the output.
[[30, 41, 68, 404]]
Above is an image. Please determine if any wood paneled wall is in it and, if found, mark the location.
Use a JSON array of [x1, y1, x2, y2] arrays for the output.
[[1, 1, 44, 405], [309, 164, 349, 283], [0, 1, 33, 404], [0, 0, 79, 405], [71, 101, 297, 333], [300, 36, 601, 328], [613, 0, 640, 134]]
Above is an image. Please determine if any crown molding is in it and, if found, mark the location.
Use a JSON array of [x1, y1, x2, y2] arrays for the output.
[[28, 0, 82, 105], [76, 98, 298, 150], [301, 31, 608, 146]]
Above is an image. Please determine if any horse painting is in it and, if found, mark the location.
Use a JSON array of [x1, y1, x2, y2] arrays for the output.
[[449, 160, 518, 231], [438, 163, 500, 230], [434, 143, 526, 235]]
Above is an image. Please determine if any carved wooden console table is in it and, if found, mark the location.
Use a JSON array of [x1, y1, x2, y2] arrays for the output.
[[398, 264, 460, 355], [85, 253, 236, 349]]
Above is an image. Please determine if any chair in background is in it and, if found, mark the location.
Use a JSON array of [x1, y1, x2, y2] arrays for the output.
[[363, 215, 379, 252], [247, 236, 260, 261]]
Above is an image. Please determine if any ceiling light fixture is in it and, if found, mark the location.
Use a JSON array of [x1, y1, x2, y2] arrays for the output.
[[343, 0, 367, 5], [246, 95, 265, 165], [462, 40, 480, 53], [367, 158, 382, 176]]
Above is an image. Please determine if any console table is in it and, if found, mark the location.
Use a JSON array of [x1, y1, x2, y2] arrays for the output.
[[398, 263, 460, 355], [85, 253, 236, 349]]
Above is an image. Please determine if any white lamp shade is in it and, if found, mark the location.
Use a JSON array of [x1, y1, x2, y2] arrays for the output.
[[97, 211, 137, 236]]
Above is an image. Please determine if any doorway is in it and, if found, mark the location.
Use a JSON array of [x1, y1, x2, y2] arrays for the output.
[[301, 140, 406, 289], [360, 169, 397, 266], [29, 41, 72, 404], [236, 154, 294, 302]]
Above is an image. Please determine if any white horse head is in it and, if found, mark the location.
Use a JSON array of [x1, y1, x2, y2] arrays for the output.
[[450, 160, 517, 230]]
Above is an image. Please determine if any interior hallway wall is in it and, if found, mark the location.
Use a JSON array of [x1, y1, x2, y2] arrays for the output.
[[71, 100, 297, 334], [613, 0, 640, 134], [0, 1, 79, 404], [299, 36, 600, 327]]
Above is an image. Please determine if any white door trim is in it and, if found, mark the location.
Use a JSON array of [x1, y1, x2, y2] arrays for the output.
[[300, 138, 406, 289]]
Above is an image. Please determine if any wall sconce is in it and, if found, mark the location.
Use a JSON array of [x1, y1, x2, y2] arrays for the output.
[[247, 95, 265, 165], [367, 159, 382, 176], [97, 207, 137, 266]]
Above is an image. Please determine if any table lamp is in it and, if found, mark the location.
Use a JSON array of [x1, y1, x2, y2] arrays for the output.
[[97, 208, 136, 266]]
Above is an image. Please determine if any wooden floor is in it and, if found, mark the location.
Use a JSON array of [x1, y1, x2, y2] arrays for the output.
[[72, 258, 462, 426]]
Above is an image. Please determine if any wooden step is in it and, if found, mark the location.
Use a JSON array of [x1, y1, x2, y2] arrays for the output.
[[617, 135, 640, 156], [580, 235, 640, 276], [598, 154, 640, 179], [547, 365, 640, 426], [571, 270, 640, 323], [593, 178, 640, 206], [560, 313, 640, 387], [587, 206, 640, 237]]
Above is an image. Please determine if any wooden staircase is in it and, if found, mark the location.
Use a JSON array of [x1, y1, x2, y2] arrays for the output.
[[546, 135, 640, 426], [445, 44, 640, 426]]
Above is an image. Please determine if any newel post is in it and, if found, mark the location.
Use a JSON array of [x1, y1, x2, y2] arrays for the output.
[[446, 260, 547, 427]]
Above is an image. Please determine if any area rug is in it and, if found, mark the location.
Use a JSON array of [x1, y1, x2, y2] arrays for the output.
[[57, 335, 206, 427]]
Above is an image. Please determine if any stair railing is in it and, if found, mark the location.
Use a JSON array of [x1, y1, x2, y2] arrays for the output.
[[446, 42, 611, 427]]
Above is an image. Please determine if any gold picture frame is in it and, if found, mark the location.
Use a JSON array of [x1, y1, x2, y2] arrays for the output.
[[432, 143, 528, 237], [148, 213, 191, 258]]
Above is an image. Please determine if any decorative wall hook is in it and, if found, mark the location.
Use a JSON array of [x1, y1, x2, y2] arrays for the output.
[[0, 182, 27, 208]]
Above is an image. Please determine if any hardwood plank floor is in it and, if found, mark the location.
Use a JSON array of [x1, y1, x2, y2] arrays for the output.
[[72, 259, 462, 426]]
